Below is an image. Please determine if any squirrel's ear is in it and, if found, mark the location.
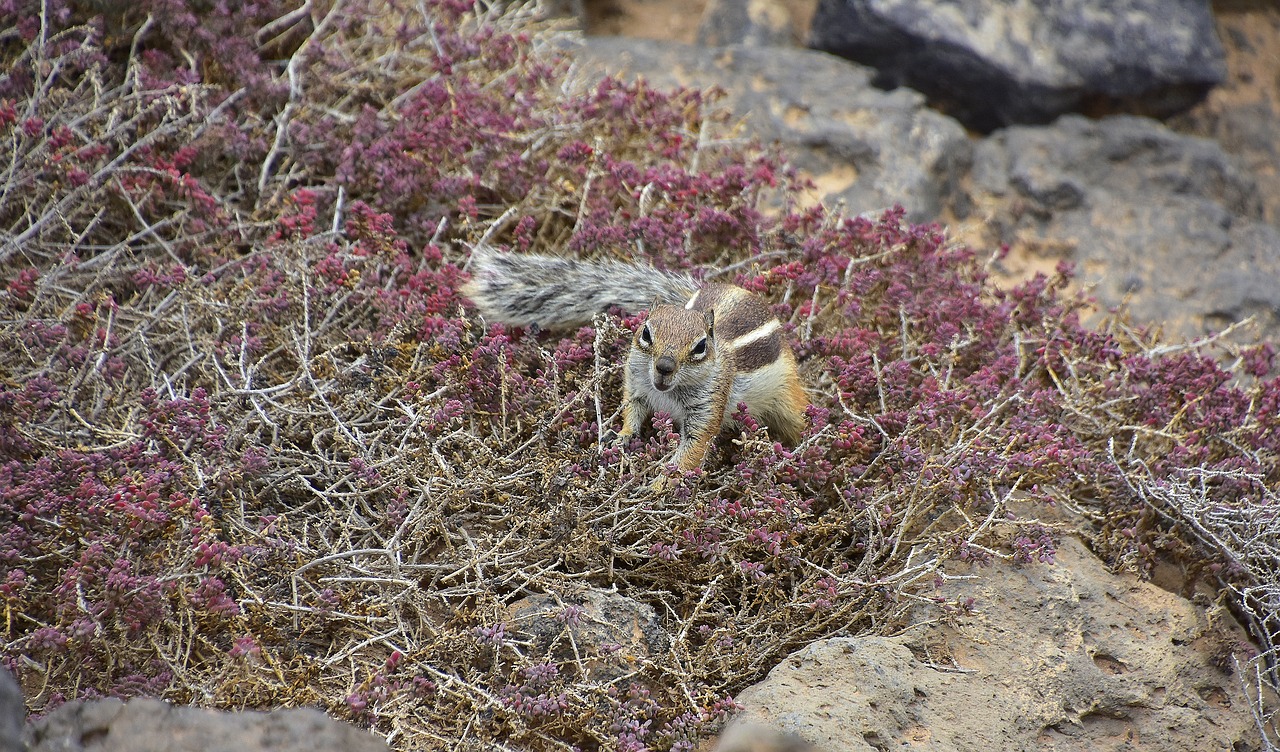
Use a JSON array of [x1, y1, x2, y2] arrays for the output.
[[649, 296, 661, 312], [703, 308, 715, 333]]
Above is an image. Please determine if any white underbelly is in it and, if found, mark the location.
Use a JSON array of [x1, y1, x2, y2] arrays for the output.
[[726, 359, 792, 421]]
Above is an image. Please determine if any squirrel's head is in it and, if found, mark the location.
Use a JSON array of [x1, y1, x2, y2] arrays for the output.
[[632, 305, 717, 392]]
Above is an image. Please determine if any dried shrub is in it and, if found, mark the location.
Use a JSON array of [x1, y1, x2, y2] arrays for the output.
[[1, 1, 1277, 750]]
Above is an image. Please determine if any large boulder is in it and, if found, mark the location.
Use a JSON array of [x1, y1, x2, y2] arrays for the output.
[[808, 0, 1228, 131], [727, 536, 1262, 752]]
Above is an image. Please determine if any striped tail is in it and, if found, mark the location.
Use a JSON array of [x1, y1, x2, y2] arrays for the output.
[[461, 249, 699, 328]]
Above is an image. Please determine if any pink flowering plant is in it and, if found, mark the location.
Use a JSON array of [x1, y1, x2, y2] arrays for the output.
[[2, 0, 1277, 749]]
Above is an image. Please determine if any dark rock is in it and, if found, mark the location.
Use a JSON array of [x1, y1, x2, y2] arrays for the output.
[[970, 114, 1279, 339], [809, 0, 1228, 131], [1, 668, 23, 752], [505, 587, 669, 681], [972, 115, 1261, 217], [697, 0, 795, 47], [574, 37, 971, 221], [26, 698, 388, 752]]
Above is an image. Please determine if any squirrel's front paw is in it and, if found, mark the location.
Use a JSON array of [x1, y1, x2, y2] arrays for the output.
[[604, 427, 638, 448], [648, 462, 694, 493]]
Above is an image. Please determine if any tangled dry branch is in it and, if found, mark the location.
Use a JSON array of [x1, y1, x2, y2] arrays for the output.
[[1, 2, 1277, 750]]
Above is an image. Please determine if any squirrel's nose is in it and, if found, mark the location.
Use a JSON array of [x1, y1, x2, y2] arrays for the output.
[[655, 356, 676, 376]]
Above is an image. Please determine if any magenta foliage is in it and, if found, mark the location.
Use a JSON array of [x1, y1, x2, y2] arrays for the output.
[[2, 0, 1277, 749], [0, 388, 249, 699]]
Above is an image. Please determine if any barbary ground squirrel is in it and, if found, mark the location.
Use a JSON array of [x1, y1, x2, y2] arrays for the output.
[[462, 249, 809, 477]]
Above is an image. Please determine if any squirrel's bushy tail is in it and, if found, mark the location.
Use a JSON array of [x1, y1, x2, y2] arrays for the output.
[[462, 248, 699, 328]]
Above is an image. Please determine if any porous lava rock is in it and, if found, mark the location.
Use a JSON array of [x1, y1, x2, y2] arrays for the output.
[[726, 536, 1263, 752]]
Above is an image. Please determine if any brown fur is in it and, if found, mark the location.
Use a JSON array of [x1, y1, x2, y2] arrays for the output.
[[619, 286, 808, 479], [463, 250, 809, 482]]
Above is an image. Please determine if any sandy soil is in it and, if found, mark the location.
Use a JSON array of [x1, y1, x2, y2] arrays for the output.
[[584, 0, 816, 45]]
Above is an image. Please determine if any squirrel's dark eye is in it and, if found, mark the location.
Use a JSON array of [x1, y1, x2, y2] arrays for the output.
[[638, 324, 652, 347], [690, 337, 707, 358]]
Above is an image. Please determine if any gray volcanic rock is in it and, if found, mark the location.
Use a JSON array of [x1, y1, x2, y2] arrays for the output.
[[969, 114, 1280, 339], [809, 0, 1228, 131], [727, 536, 1262, 752], [0, 668, 22, 752], [27, 698, 389, 752], [574, 38, 971, 221]]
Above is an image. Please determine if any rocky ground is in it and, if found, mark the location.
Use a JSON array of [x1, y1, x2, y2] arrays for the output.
[[572, 0, 1280, 345], [730, 537, 1264, 752], [8, 1, 1278, 750]]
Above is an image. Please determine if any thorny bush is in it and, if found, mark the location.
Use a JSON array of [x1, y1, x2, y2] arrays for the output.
[[1, 1, 1277, 750]]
